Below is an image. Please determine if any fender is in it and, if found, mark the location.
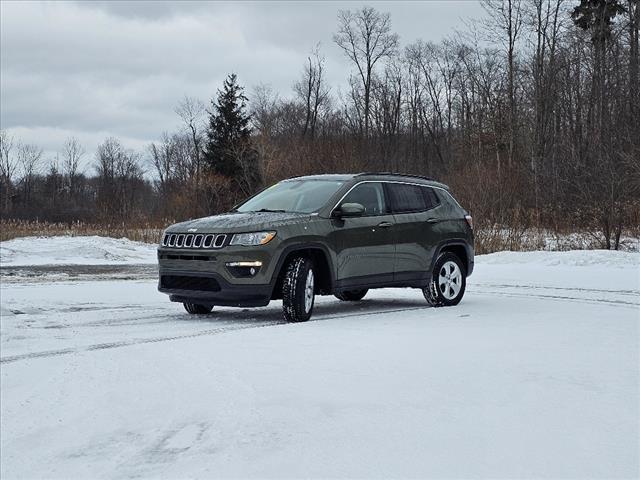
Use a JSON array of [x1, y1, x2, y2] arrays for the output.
[[268, 242, 336, 295], [431, 239, 474, 277]]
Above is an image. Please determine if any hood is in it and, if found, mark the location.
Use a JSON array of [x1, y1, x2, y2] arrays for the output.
[[165, 211, 316, 234]]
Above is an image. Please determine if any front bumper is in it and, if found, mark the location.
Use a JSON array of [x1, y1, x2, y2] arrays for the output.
[[158, 269, 272, 307], [157, 241, 281, 307]]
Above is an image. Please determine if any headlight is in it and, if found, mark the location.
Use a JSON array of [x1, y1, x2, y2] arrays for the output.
[[229, 231, 276, 246]]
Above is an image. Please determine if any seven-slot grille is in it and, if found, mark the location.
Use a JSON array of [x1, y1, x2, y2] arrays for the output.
[[161, 233, 227, 249]]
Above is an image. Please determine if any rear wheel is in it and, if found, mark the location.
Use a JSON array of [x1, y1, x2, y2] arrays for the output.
[[282, 257, 315, 322], [183, 303, 213, 314], [423, 252, 466, 307], [335, 289, 368, 301]]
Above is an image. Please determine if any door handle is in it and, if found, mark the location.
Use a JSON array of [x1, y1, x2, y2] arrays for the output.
[[426, 218, 441, 224], [377, 222, 394, 228]]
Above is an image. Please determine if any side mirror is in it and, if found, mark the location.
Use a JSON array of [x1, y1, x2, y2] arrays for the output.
[[334, 202, 365, 218]]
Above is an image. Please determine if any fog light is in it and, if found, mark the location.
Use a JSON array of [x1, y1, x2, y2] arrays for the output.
[[226, 261, 263, 278], [226, 261, 263, 268]]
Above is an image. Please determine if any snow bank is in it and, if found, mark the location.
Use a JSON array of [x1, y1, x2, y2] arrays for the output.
[[2, 235, 638, 270], [0, 236, 157, 266], [478, 249, 640, 268], [475, 249, 639, 292]]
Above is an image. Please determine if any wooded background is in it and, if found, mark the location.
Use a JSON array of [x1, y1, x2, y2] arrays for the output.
[[1, 0, 638, 251]]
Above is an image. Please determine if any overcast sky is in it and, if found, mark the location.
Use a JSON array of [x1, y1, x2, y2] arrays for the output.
[[1, 1, 486, 168]]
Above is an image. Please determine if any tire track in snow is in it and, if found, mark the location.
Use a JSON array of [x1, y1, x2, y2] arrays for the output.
[[3, 284, 636, 365], [474, 290, 638, 307], [470, 283, 639, 307], [0, 305, 433, 364], [474, 282, 639, 297], [0, 322, 284, 364]]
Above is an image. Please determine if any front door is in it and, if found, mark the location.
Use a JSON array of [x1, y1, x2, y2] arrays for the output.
[[330, 182, 396, 288]]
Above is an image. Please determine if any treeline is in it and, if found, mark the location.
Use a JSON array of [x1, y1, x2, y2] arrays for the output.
[[1, 0, 638, 249], [0, 134, 155, 224]]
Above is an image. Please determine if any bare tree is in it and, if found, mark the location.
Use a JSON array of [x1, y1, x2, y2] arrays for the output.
[[175, 95, 206, 214], [482, 0, 525, 167], [149, 133, 177, 187], [334, 6, 399, 137], [95, 137, 145, 221], [627, 0, 639, 143], [370, 59, 403, 169], [251, 83, 281, 136], [0, 130, 19, 215], [62, 137, 85, 178], [526, 0, 566, 221], [61, 136, 85, 196], [341, 75, 366, 134], [0, 130, 18, 182], [175, 96, 205, 164], [405, 40, 461, 167], [294, 44, 330, 139], [17, 143, 43, 205]]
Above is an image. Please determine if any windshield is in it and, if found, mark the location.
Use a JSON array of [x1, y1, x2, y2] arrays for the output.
[[236, 180, 345, 214]]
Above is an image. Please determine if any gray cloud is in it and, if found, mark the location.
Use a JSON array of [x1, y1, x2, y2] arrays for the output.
[[1, 1, 485, 165]]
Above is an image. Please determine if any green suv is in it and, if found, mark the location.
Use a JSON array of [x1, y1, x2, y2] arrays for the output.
[[158, 173, 474, 322]]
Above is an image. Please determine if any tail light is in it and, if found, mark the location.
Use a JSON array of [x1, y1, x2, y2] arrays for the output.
[[464, 215, 473, 230]]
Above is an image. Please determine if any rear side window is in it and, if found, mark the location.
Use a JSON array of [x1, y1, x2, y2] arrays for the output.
[[422, 187, 440, 209], [437, 188, 463, 210], [386, 183, 428, 213]]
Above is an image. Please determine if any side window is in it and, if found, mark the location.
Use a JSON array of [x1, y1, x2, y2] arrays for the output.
[[386, 183, 428, 213], [437, 189, 463, 209], [341, 182, 386, 216], [422, 187, 440, 210]]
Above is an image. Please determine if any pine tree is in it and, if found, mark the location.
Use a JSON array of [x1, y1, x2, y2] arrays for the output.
[[203, 74, 260, 192], [572, 0, 626, 43]]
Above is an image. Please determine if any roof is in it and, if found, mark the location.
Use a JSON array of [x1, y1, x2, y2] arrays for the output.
[[285, 172, 449, 189], [356, 172, 433, 181], [355, 172, 449, 189], [285, 174, 357, 181]]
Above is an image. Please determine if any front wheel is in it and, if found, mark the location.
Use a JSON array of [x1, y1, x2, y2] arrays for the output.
[[282, 257, 315, 322], [423, 252, 466, 307], [183, 303, 213, 314]]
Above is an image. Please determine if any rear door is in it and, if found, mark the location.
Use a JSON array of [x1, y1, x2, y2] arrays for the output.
[[385, 182, 443, 283], [330, 182, 396, 288]]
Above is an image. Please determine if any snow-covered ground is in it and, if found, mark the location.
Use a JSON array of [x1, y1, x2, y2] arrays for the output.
[[1, 238, 639, 478], [0, 235, 157, 266]]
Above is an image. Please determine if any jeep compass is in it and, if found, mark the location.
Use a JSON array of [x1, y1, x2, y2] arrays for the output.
[[158, 173, 474, 321]]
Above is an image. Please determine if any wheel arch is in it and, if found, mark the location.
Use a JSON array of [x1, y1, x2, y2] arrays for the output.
[[432, 240, 474, 277], [270, 243, 335, 299]]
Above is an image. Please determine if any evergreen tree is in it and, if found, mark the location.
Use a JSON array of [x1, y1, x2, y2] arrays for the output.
[[572, 0, 626, 43], [203, 74, 260, 192]]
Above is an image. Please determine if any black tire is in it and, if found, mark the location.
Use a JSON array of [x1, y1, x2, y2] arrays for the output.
[[423, 252, 466, 307], [334, 289, 368, 301], [282, 257, 315, 322], [183, 303, 213, 314]]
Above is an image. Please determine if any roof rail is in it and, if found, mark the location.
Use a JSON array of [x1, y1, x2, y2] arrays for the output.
[[355, 172, 436, 182]]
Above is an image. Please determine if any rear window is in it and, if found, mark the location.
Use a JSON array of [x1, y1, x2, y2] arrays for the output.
[[386, 183, 428, 213]]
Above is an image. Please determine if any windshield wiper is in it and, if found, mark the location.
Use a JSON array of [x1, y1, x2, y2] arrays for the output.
[[252, 208, 287, 213]]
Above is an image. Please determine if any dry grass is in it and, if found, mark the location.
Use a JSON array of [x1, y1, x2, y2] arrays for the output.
[[474, 225, 640, 254], [2, 219, 638, 252], [0, 220, 166, 244]]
